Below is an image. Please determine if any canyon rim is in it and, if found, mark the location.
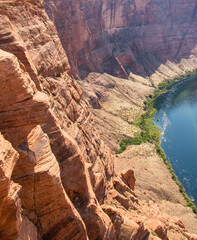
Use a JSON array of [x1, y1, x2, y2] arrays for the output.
[[0, 0, 197, 240]]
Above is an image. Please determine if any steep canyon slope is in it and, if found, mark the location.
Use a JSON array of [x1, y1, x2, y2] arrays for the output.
[[0, 0, 197, 240], [44, 0, 197, 150]]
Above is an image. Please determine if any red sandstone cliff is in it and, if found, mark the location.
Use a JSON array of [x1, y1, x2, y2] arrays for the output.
[[44, 0, 197, 79], [0, 1, 197, 240], [0, 1, 115, 238]]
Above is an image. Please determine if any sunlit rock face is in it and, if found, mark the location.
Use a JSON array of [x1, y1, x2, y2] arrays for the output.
[[0, 1, 115, 239], [44, 0, 197, 79]]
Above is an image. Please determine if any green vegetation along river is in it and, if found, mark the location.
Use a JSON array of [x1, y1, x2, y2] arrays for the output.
[[154, 76, 197, 207]]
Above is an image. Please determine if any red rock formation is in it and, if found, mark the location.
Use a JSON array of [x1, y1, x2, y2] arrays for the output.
[[0, 0, 70, 79], [0, 1, 115, 238], [13, 125, 88, 239], [44, 0, 101, 79], [0, 134, 22, 240], [44, 0, 197, 79], [145, 219, 168, 240], [121, 169, 136, 191]]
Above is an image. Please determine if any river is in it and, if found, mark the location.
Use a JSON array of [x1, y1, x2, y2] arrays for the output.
[[154, 76, 197, 207]]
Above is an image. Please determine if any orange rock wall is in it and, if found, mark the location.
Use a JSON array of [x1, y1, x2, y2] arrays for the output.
[[0, 1, 115, 239], [44, 0, 197, 78]]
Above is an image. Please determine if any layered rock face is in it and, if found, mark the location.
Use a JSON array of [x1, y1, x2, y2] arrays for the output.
[[0, 1, 115, 239], [44, 0, 197, 79], [1, 1, 197, 240]]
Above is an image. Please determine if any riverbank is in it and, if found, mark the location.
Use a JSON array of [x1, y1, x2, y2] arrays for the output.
[[117, 69, 197, 214], [114, 142, 197, 235], [78, 70, 197, 236]]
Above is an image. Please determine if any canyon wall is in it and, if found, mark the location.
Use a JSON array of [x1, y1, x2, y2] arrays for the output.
[[44, 0, 197, 150], [0, 1, 115, 239], [0, 0, 197, 240], [44, 0, 197, 79], [44, 0, 197, 149]]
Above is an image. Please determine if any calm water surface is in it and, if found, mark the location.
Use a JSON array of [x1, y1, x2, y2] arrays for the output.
[[154, 77, 197, 206]]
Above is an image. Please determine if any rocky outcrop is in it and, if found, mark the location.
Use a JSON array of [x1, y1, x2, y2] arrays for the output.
[[13, 125, 88, 240], [0, 0, 70, 79], [121, 169, 136, 191], [0, 133, 22, 240], [0, 1, 115, 238], [0, 47, 114, 240], [44, 0, 197, 79]]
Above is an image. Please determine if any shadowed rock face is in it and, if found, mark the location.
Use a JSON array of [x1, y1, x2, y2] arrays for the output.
[[44, 0, 197, 79]]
